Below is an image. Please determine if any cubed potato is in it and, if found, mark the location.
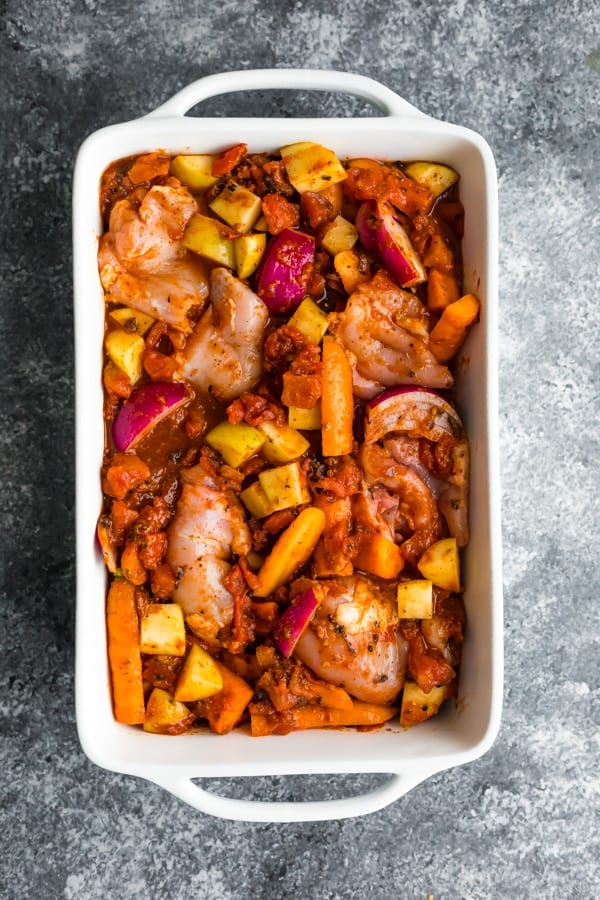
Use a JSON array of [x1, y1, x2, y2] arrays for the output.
[[170, 154, 219, 190], [105, 329, 145, 385], [400, 682, 448, 728], [288, 403, 322, 430], [258, 461, 310, 512], [334, 250, 369, 295], [397, 580, 433, 619], [320, 215, 358, 256], [257, 422, 310, 464], [183, 213, 235, 267], [287, 297, 329, 344], [240, 481, 277, 519], [204, 421, 266, 468], [234, 232, 267, 279], [404, 162, 459, 198], [209, 181, 262, 233], [417, 538, 460, 592], [109, 307, 155, 335], [254, 214, 269, 232], [143, 687, 195, 734], [139, 603, 186, 656], [280, 141, 347, 194], [174, 644, 223, 702]]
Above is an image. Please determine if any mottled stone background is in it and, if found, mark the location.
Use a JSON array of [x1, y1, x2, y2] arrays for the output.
[[1, 1, 598, 898]]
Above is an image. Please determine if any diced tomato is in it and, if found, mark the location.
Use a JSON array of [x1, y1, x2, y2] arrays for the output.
[[212, 143, 247, 177], [261, 193, 300, 234]]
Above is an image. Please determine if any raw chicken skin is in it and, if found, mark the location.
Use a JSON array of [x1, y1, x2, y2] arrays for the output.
[[175, 268, 269, 401]]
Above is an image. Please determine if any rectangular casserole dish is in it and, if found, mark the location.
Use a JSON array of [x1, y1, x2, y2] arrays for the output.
[[73, 69, 502, 823]]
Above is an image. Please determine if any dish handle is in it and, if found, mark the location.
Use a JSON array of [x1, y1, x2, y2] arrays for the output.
[[145, 69, 428, 120], [149, 770, 434, 823]]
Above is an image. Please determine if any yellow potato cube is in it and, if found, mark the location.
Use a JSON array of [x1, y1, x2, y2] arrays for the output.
[[174, 644, 223, 702], [109, 307, 155, 335], [287, 297, 329, 344], [404, 162, 459, 198], [258, 461, 311, 512], [417, 538, 460, 592], [320, 215, 358, 256], [140, 603, 186, 656], [170, 154, 219, 190], [183, 213, 235, 268], [400, 682, 448, 728], [234, 232, 267, 279], [204, 422, 266, 468], [288, 403, 322, 430], [143, 688, 194, 734], [240, 481, 277, 519], [209, 181, 262, 233], [280, 141, 347, 194], [105, 329, 145, 385], [397, 580, 433, 619], [257, 422, 310, 464], [254, 214, 269, 232]]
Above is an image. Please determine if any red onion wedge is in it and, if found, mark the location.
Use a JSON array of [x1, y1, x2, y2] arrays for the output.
[[365, 386, 463, 444], [112, 381, 192, 451], [356, 200, 426, 288], [257, 228, 315, 314], [273, 588, 321, 658]]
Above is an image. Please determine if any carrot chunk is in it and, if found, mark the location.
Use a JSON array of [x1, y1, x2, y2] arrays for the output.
[[321, 336, 354, 456], [429, 294, 480, 363], [426, 269, 460, 312], [106, 580, 145, 725], [211, 143, 247, 177], [354, 533, 405, 580]]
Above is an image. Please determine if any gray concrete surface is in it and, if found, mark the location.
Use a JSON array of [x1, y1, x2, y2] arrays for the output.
[[1, 1, 599, 897]]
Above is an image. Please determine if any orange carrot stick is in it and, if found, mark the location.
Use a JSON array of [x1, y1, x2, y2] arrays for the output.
[[429, 293, 480, 363], [106, 579, 145, 725], [321, 335, 354, 456], [253, 507, 326, 598]]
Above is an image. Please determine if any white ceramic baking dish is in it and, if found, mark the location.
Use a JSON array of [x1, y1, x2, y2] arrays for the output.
[[73, 69, 502, 823]]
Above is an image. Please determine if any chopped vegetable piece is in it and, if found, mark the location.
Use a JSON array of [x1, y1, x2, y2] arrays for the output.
[[105, 329, 145, 385], [400, 682, 448, 727], [333, 249, 370, 294], [250, 699, 398, 736], [210, 181, 263, 233], [397, 580, 434, 619], [320, 215, 358, 256], [196, 662, 253, 734], [355, 200, 427, 288], [404, 161, 459, 198], [321, 336, 354, 456], [273, 588, 321, 657], [417, 538, 460, 592], [204, 421, 266, 468], [143, 688, 195, 734], [428, 294, 480, 363], [257, 421, 310, 464], [288, 403, 322, 430], [106, 580, 145, 725], [253, 507, 326, 597], [280, 141, 347, 194], [139, 603, 186, 656], [211, 143, 247, 177], [240, 481, 277, 518], [234, 232, 267, 279], [257, 228, 315, 314], [174, 644, 223, 701], [355, 533, 404, 580], [183, 213, 235, 267], [427, 269, 460, 312], [170, 154, 219, 190], [258, 461, 310, 511], [112, 382, 192, 452], [109, 307, 155, 335], [287, 297, 329, 344]]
